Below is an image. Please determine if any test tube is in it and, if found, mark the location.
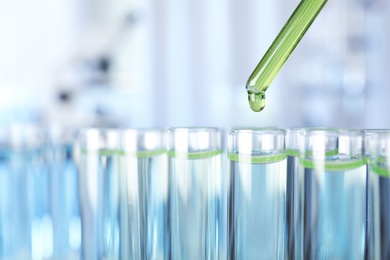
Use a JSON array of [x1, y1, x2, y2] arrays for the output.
[[168, 127, 223, 260], [120, 129, 168, 259], [302, 129, 367, 259], [365, 130, 390, 259], [228, 128, 287, 259], [47, 126, 81, 259], [79, 128, 120, 260], [286, 128, 305, 260], [0, 124, 51, 259], [0, 126, 18, 259]]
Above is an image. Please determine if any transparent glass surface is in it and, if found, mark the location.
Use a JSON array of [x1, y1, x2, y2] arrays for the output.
[[0, 124, 50, 260], [47, 126, 81, 259], [79, 128, 120, 260], [168, 127, 223, 260], [365, 130, 390, 260], [286, 128, 305, 260], [303, 129, 366, 259], [120, 129, 168, 260], [228, 128, 287, 259]]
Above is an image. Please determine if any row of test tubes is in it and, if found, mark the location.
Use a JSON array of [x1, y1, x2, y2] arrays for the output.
[[0, 125, 79, 260], [1, 126, 390, 259]]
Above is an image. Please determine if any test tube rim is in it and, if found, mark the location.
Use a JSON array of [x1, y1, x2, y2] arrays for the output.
[[228, 127, 285, 137], [120, 127, 166, 153], [167, 127, 222, 154], [79, 128, 119, 151]]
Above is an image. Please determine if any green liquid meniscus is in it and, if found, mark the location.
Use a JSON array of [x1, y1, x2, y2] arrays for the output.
[[247, 0, 328, 112]]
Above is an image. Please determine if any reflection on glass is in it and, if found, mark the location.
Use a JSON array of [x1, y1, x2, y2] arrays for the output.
[[366, 130, 390, 259], [303, 129, 366, 259], [0, 124, 51, 259], [168, 128, 223, 260], [79, 128, 120, 260], [120, 129, 168, 259], [286, 128, 305, 260], [228, 128, 287, 259], [48, 126, 81, 259]]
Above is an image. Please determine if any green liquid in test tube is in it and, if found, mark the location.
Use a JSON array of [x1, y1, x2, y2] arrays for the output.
[[247, 0, 328, 112]]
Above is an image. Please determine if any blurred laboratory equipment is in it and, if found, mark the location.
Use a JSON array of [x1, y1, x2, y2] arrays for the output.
[[283, 0, 389, 128], [46, 10, 140, 129], [2, 1, 390, 128], [79, 129, 120, 259], [228, 128, 287, 259], [120, 129, 168, 259], [168, 128, 224, 260], [0, 124, 50, 259], [47, 126, 81, 259]]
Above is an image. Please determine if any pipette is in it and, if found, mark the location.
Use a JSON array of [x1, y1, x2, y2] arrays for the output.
[[246, 0, 328, 112]]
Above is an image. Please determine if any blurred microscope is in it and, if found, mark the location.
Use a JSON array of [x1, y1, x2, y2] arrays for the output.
[[46, 10, 140, 130]]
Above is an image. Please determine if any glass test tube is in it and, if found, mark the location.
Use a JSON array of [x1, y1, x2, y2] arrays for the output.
[[47, 126, 81, 259], [303, 129, 367, 259], [79, 129, 120, 260], [286, 128, 305, 260], [168, 127, 223, 260], [0, 126, 19, 259], [365, 130, 390, 259], [0, 124, 51, 259], [228, 128, 287, 259], [120, 129, 168, 260]]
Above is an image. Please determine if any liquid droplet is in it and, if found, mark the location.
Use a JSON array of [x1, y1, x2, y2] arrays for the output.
[[248, 91, 266, 112]]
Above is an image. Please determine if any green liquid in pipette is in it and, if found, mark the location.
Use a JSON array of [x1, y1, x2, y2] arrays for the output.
[[247, 0, 328, 112]]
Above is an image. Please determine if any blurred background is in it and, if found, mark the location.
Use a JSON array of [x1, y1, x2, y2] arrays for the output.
[[0, 0, 389, 129]]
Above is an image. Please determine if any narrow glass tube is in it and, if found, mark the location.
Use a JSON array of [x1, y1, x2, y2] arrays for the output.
[[79, 129, 120, 260], [286, 128, 305, 260], [302, 129, 367, 259], [0, 127, 14, 259], [168, 127, 223, 260], [246, 0, 328, 112], [47, 126, 81, 259], [0, 126, 22, 259], [120, 129, 168, 260], [365, 130, 390, 259], [0, 124, 50, 259], [228, 128, 287, 259]]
